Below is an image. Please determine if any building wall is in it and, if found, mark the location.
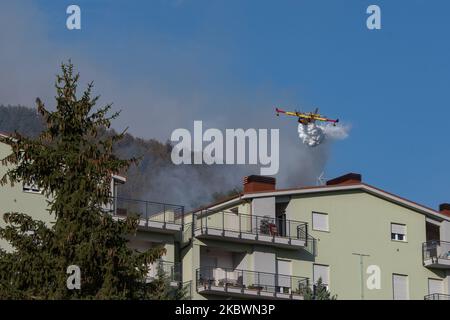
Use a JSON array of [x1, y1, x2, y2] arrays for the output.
[[2, 137, 448, 300], [0, 142, 51, 251], [186, 189, 448, 300], [183, 237, 255, 300], [282, 190, 446, 300], [128, 231, 176, 263], [0, 141, 179, 265]]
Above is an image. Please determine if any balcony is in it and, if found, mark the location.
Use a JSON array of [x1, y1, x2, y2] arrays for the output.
[[180, 281, 193, 300], [110, 197, 184, 233], [147, 260, 181, 287], [423, 240, 450, 269], [196, 267, 309, 300], [193, 210, 309, 250], [424, 293, 450, 300]]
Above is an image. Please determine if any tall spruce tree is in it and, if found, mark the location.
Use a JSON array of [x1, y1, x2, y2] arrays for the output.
[[0, 62, 168, 299]]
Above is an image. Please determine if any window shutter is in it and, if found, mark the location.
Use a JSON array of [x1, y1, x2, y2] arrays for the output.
[[428, 279, 443, 295], [277, 259, 291, 289], [391, 223, 406, 235], [313, 264, 329, 285], [313, 212, 329, 231], [393, 274, 409, 300]]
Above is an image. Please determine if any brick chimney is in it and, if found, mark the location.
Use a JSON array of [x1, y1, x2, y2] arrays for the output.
[[243, 175, 276, 193], [439, 203, 450, 217], [326, 173, 362, 186]]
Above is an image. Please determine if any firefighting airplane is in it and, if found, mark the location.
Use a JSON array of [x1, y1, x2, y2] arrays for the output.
[[275, 107, 339, 126]]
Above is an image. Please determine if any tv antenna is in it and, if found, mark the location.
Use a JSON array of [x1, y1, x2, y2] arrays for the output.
[[317, 171, 327, 186]]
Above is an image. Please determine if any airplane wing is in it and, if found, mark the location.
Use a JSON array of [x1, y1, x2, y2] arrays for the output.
[[276, 108, 307, 118], [276, 107, 338, 124]]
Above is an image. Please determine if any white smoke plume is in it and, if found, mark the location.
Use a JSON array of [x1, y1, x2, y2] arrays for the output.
[[298, 123, 349, 147], [0, 2, 352, 209]]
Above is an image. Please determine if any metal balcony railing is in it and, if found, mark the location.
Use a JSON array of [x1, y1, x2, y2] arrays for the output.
[[180, 280, 193, 300], [196, 266, 309, 297], [424, 293, 450, 300], [193, 210, 309, 242], [110, 197, 184, 226], [148, 260, 182, 283], [423, 240, 450, 263]]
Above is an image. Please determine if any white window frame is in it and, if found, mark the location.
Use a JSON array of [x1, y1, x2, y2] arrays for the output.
[[312, 212, 329, 232], [391, 223, 407, 242]]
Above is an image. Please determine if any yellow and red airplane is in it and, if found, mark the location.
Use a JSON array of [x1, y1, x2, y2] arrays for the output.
[[275, 107, 339, 126]]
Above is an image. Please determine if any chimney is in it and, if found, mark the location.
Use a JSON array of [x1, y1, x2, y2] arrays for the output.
[[439, 203, 450, 217], [243, 175, 276, 193], [326, 173, 362, 186]]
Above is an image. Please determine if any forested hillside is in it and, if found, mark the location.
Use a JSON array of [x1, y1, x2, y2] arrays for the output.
[[0, 105, 241, 209]]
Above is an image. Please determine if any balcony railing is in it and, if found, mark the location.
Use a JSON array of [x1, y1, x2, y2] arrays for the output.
[[110, 197, 184, 231], [423, 240, 450, 268], [180, 281, 193, 300], [424, 293, 450, 300], [193, 210, 310, 249], [147, 260, 181, 285], [196, 266, 309, 300]]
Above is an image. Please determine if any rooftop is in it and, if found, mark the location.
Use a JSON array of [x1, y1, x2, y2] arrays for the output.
[[191, 173, 450, 222]]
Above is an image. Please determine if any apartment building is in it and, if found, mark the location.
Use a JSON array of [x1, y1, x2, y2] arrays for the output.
[[1, 134, 450, 300], [181, 174, 450, 300], [0, 134, 185, 293]]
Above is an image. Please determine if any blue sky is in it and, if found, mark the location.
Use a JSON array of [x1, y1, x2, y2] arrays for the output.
[[1, 0, 449, 209]]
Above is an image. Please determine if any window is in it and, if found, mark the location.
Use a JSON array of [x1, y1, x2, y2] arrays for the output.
[[313, 264, 330, 288], [428, 278, 444, 295], [312, 212, 329, 232], [392, 274, 409, 300], [276, 259, 292, 293], [230, 207, 239, 215], [391, 223, 407, 241], [23, 181, 41, 193]]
